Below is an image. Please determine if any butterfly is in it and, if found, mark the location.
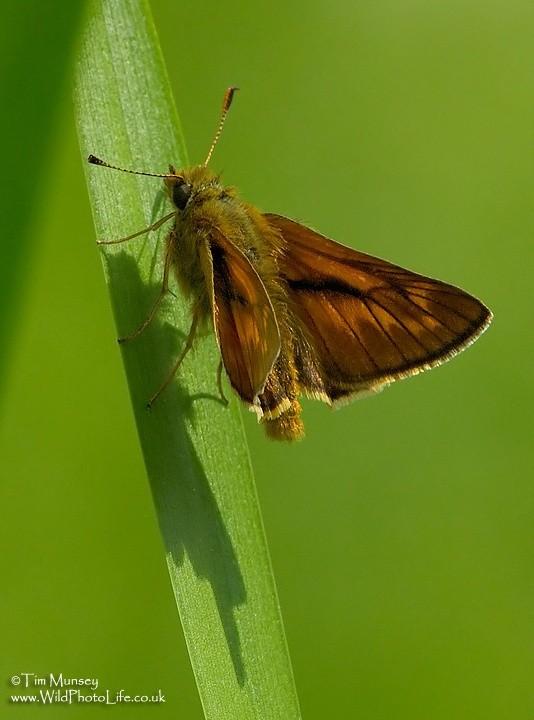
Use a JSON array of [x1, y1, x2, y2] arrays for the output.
[[89, 87, 492, 440]]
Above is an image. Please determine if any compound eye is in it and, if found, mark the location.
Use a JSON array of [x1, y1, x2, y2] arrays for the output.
[[172, 182, 191, 210]]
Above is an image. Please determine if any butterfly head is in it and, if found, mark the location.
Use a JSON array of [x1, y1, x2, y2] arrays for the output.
[[164, 167, 191, 211], [165, 164, 223, 212], [88, 87, 239, 213]]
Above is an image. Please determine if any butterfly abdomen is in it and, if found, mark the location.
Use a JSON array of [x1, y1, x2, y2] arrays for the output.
[[263, 398, 304, 441]]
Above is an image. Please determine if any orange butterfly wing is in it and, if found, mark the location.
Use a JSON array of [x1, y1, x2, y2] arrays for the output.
[[201, 227, 281, 404], [265, 214, 492, 402]]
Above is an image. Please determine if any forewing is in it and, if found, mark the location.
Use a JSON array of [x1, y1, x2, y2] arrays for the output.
[[265, 214, 492, 402], [201, 227, 281, 404]]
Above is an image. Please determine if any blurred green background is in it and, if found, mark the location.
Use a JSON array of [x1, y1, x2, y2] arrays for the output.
[[1, 1, 533, 718]]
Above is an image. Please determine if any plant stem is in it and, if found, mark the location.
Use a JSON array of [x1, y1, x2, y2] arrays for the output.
[[75, 1, 301, 717]]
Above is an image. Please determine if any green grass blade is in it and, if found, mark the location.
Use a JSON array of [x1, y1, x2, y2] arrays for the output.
[[74, 1, 301, 718]]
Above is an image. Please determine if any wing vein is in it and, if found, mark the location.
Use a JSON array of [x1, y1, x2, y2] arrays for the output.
[[406, 290, 474, 323], [324, 297, 381, 371], [368, 292, 448, 344], [363, 297, 426, 360]]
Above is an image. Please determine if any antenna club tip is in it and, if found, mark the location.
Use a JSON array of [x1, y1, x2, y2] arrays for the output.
[[224, 86, 239, 111], [88, 154, 104, 166]]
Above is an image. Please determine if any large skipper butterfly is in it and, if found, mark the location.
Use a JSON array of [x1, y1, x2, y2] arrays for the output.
[[89, 88, 492, 440]]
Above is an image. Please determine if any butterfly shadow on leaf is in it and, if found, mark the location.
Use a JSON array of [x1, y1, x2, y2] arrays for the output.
[[103, 251, 247, 685]]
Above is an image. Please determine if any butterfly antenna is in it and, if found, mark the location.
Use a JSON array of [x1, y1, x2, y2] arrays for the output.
[[87, 155, 179, 179], [204, 86, 239, 166]]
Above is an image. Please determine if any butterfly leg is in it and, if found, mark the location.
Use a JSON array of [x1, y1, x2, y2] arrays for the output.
[[118, 240, 174, 344], [216, 359, 229, 406], [97, 211, 175, 245], [146, 310, 200, 409]]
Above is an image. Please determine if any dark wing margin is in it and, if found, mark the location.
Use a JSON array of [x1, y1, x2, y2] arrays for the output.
[[265, 213, 492, 403], [200, 226, 281, 404]]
